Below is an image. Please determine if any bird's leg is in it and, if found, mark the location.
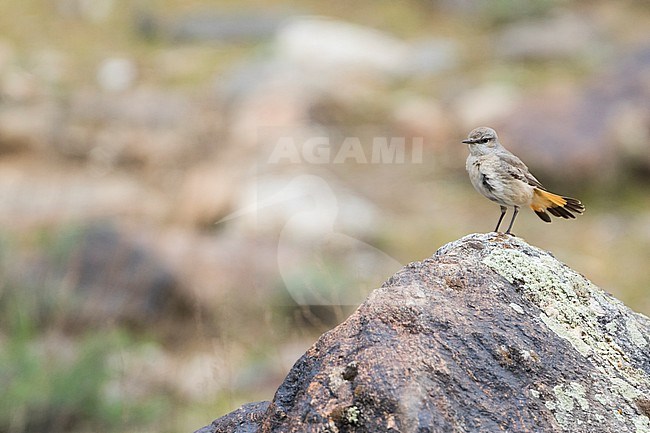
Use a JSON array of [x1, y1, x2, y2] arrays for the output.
[[505, 206, 519, 234], [494, 205, 507, 232]]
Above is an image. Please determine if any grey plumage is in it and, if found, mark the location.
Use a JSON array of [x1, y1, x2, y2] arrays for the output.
[[462, 127, 584, 234]]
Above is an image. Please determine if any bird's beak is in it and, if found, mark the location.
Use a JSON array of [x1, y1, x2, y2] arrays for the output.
[[462, 139, 474, 144]]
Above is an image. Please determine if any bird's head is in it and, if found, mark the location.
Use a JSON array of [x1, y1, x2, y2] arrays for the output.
[[462, 127, 500, 154]]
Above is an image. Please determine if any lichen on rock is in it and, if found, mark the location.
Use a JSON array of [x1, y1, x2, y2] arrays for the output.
[[482, 234, 650, 431]]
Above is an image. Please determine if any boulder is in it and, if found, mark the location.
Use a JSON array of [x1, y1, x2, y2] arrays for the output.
[[500, 46, 650, 181], [135, 10, 296, 43], [196, 233, 650, 432], [495, 11, 601, 61], [7, 223, 193, 329]]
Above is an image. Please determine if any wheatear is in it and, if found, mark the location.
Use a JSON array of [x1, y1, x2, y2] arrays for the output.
[[462, 126, 584, 234]]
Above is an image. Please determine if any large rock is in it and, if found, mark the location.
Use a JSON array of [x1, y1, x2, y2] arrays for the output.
[[196, 233, 650, 432]]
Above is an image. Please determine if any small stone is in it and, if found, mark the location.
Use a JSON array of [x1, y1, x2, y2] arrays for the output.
[[342, 361, 358, 381], [509, 302, 525, 314]]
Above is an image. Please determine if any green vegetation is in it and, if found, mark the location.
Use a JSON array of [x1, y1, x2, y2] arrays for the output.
[[0, 227, 171, 433], [0, 315, 167, 432]]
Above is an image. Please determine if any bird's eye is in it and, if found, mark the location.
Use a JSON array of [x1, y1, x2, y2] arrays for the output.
[[478, 138, 488, 144]]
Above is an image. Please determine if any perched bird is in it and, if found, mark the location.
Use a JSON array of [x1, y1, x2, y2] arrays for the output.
[[462, 126, 584, 234]]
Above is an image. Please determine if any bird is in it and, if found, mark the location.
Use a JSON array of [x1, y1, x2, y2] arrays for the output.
[[462, 126, 584, 234]]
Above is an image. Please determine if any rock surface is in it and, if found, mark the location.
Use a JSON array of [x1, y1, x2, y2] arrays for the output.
[[196, 233, 650, 433]]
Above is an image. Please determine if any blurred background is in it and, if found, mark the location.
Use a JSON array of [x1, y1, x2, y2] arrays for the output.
[[1, 0, 649, 431]]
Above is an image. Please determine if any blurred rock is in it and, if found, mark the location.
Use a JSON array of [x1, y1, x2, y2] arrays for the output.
[[0, 41, 26, 101], [52, 88, 216, 170], [1, 68, 38, 101], [70, 225, 166, 314], [197, 233, 650, 433], [175, 160, 247, 227], [0, 44, 66, 100], [31, 49, 68, 85], [275, 17, 457, 78], [495, 11, 602, 61], [454, 83, 520, 129], [0, 159, 162, 227], [502, 46, 650, 181], [5, 223, 193, 330], [275, 17, 408, 76], [0, 102, 56, 154], [610, 103, 650, 170], [405, 38, 459, 75], [218, 61, 315, 149], [64, 88, 192, 128], [153, 229, 265, 307], [219, 17, 458, 153], [97, 57, 137, 92], [56, 0, 115, 22], [137, 9, 296, 42], [392, 96, 450, 143]]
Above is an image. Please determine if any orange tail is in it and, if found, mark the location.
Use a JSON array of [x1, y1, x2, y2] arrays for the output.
[[530, 189, 585, 223]]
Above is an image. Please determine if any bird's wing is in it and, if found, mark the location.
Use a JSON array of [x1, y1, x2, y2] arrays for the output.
[[497, 151, 546, 189]]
